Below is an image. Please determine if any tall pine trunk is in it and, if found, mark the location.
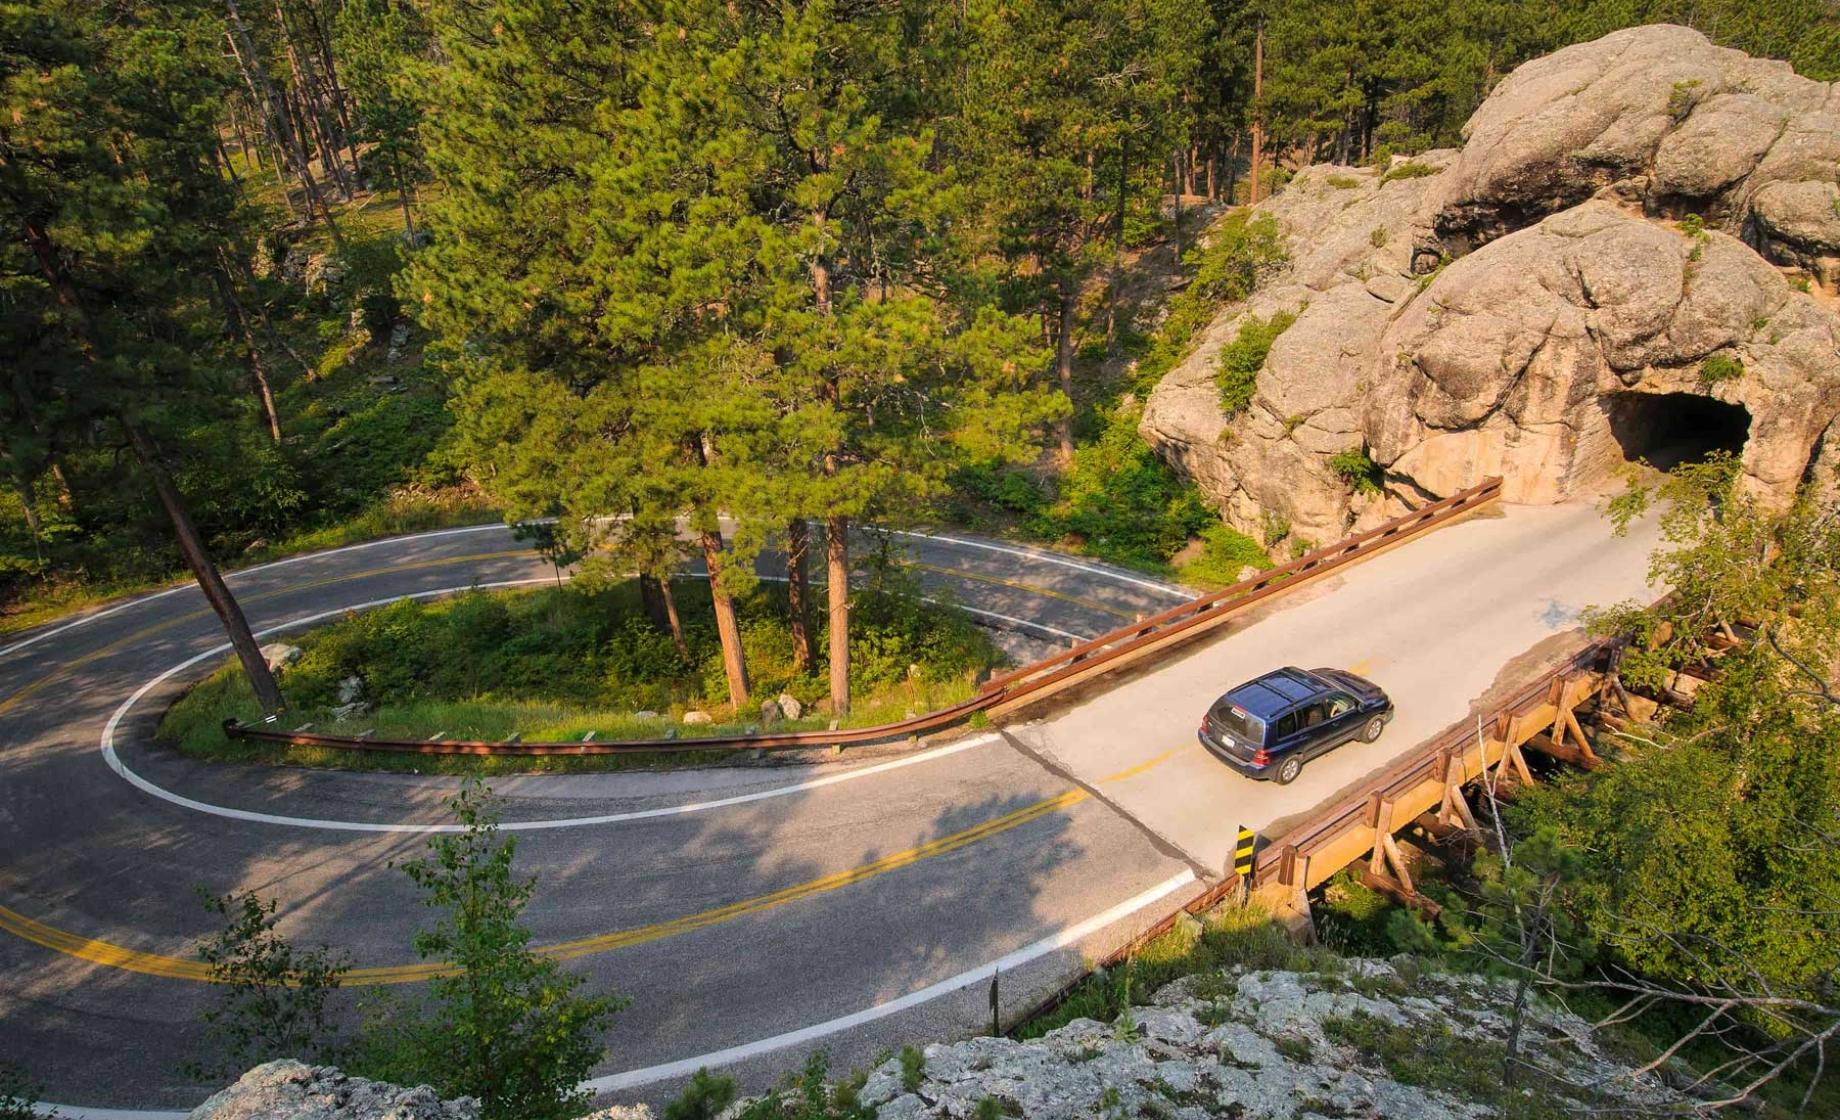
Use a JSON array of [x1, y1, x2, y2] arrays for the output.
[[786, 517, 813, 672], [212, 260, 282, 441], [1054, 281, 1076, 465], [122, 417, 286, 715], [21, 215, 284, 715], [700, 530, 749, 708], [825, 515, 850, 717], [659, 578, 689, 661]]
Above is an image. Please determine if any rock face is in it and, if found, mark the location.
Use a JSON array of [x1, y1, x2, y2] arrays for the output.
[[1426, 24, 1840, 281], [188, 1061, 476, 1120], [846, 961, 1689, 1120], [1142, 25, 1840, 545]]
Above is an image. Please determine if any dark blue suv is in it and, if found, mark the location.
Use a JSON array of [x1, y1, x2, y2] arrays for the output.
[[1198, 666, 1394, 784]]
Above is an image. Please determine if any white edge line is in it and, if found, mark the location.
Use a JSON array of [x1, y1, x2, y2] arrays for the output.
[[102, 582, 1023, 833], [37, 869, 1197, 1118], [585, 869, 1198, 1092], [0, 523, 512, 662], [886, 529, 1193, 600], [3, 520, 1110, 662]]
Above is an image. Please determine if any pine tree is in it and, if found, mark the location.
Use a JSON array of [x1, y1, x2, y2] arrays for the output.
[[0, 0, 287, 714]]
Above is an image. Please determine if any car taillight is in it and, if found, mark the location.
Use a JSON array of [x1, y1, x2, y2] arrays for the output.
[[1251, 747, 1271, 767]]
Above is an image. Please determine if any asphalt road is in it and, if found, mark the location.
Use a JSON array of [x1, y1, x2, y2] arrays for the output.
[[0, 506, 1661, 1115]]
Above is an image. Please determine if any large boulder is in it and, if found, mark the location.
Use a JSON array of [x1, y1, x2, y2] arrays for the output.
[[1141, 26, 1840, 544], [1425, 24, 1840, 284], [187, 1061, 476, 1120]]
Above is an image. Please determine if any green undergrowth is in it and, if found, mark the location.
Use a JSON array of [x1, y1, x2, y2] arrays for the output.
[[1012, 904, 1335, 1040], [160, 577, 997, 774], [942, 209, 1284, 584]]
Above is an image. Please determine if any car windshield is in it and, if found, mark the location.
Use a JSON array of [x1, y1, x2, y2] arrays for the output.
[[1211, 701, 1265, 743]]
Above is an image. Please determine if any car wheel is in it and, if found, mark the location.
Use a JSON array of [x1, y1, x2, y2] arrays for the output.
[[1361, 715, 1386, 743], [1274, 756, 1303, 784]]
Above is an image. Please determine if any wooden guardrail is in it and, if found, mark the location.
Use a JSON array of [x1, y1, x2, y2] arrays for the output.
[[224, 477, 1504, 757], [1245, 636, 1616, 917]]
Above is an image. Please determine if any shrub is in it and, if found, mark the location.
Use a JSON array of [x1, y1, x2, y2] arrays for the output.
[[1024, 401, 1212, 568], [1328, 447, 1385, 496], [189, 891, 351, 1080], [1675, 213, 1705, 237], [1132, 212, 1288, 395], [1176, 523, 1272, 587], [1369, 225, 1389, 248], [899, 1045, 925, 1092], [664, 1069, 737, 1120], [354, 782, 622, 1120], [1326, 174, 1361, 189], [1380, 161, 1438, 184], [1668, 78, 1702, 121], [0, 1064, 51, 1120], [1216, 310, 1297, 415], [1698, 353, 1744, 385]]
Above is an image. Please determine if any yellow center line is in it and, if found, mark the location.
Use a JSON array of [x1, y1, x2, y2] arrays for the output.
[[907, 562, 1137, 620], [0, 789, 1090, 985], [0, 748, 1188, 987]]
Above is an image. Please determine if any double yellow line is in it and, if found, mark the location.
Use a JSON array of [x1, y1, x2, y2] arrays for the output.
[[0, 789, 1089, 986]]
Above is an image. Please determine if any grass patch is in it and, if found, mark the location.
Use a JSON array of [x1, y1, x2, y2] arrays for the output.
[[1013, 905, 1335, 1040], [1174, 524, 1272, 588], [161, 577, 998, 774], [1379, 161, 1439, 184], [1698, 352, 1744, 386], [1322, 1011, 1567, 1117]]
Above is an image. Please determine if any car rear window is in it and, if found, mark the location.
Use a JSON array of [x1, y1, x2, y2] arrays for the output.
[[1211, 701, 1265, 743]]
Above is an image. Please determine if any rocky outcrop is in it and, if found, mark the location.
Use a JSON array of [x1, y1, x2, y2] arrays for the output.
[[1374, 201, 1839, 504], [188, 1062, 477, 1120], [1142, 26, 1840, 544], [1425, 24, 1840, 282], [1141, 156, 1459, 543], [851, 961, 1690, 1120]]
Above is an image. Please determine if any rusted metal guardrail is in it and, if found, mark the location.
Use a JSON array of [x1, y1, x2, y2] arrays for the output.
[[224, 476, 1504, 756]]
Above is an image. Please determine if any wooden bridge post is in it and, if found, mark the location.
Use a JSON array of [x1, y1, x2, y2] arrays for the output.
[[1275, 845, 1315, 940]]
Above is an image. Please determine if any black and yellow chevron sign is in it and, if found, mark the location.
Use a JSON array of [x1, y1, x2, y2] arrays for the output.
[[1234, 826, 1256, 879]]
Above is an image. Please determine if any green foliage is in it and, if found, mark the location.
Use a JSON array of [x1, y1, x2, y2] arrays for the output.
[[1135, 214, 1288, 394], [354, 782, 621, 1120], [1698, 352, 1744, 385], [163, 578, 997, 752], [898, 1046, 926, 1093], [1379, 161, 1439, 184], [1668, 78, 1703, 121], [1327, 447, 1385, 496], [664, 1069, 737, 1120], [189, 890, 351, 1080], [1325, 174, 1362, 189], [0, 1063, 51, 1120], [728, 1053, 872, 1120], [1216, 311, 1297, 416], [1175, 523, 1272, 588], [1024, 401, 1212, 568], [1676, 213, 1707, 237]]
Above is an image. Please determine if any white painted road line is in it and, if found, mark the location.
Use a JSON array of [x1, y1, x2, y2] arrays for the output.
[[38, 869, 1196, 1119], [887, 529, 1193, 599], [0, 522, 512, 663], [585, 869, 1198, 1091], [100, 581, 1007, 833]]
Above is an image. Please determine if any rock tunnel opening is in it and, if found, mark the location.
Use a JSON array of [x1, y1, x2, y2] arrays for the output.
[[1606, 391, 1751, 472]]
